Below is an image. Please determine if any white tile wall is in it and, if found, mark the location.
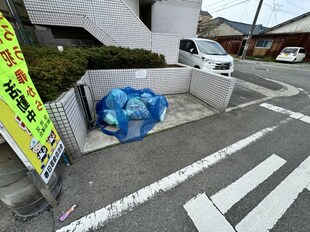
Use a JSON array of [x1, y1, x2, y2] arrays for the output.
[[84, 17, 118, 46], [152, 0, 201, 38], [46, 87, 88, 158], [87, 68, 192, 101], [190, 69, 236, 112], [27, 11, 85, 27], [152, 33, 180, 64]]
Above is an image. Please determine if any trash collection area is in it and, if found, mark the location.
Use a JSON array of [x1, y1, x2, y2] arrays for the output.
[[84, 93, 219, 153], [95, 87, 169, 144], [45, 67, 236, 157]]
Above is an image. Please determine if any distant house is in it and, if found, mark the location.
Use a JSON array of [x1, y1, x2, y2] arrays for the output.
[[198, 17, 267, 55], [246, 11, 310, 61], [197, 10, 211, 36], [199, 10, 212, 23], [198, 17, 266, 37], [202, 12, 310, 61]]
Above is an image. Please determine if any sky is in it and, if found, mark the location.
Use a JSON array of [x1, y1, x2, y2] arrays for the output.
[[201, 0, 310, 28]]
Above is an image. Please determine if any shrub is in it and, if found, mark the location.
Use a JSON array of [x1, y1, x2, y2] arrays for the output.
[[22, 45, 167, 102]]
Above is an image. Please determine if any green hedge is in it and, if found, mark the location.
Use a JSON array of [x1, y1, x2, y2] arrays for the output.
[[22, 46, 166, 102]]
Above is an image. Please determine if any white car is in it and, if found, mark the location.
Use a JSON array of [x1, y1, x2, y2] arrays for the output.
[[178, 38, 234, 76], [276, 47, 306, 63]]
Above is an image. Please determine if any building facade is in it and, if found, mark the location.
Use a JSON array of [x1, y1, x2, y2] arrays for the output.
[[11, 0, 202, 63], [247, 12, 310, 61]]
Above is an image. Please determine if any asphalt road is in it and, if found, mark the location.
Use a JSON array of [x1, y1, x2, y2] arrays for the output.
[[1, 61, 310, 232], [234, 60, 310, 92]]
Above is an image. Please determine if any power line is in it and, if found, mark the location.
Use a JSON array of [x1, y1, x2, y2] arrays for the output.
[[202, 1, 232, 10], [202, 0, 231, 10], [266, 0, 282, 27], [209, 0, 250, 14], [263, 2, 297, 15], [284, 0, 305, 11], [241, 0, 251, 22], [220, 0, 233, 17], [206, 0, 236, 12]]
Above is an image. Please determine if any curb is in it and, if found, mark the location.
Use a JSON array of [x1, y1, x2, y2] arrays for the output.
[[226, 76, 300, 112]]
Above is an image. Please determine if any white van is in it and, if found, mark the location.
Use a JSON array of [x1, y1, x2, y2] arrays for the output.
[[276, 47, 306, 63], [178, 38, 234, 76]]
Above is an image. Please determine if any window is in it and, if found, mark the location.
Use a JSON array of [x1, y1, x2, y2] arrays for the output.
[[181, 40, 198, 54], [255, 39, 273, 48], [180, 40, 186, 50], [196, 40, 227, 55], [299, 48, 305, 53], [282, 48, 298, 53]]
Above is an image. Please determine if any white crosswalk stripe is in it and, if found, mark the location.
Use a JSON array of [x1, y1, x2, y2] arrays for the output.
[[184, 154, 286, 231], [184, 193, 235, 232], [184, 154, 310, 232], [236, 155, 310, 232], [260, 103, 310, 124], [210, 154, 286, 214]]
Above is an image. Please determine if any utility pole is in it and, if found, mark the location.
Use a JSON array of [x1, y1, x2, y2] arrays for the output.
[[241, 0, 264, 60]]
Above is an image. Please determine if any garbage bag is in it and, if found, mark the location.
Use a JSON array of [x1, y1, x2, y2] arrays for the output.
[[126, 98, 150, 120], [96, 87, 169, 143], [100, 109, 127, 127], [106, 88, 128, 109], [140, 93, 153, 105]]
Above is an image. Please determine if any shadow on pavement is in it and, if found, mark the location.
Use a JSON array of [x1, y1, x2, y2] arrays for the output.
[[228, 84, 266, 108], [233, 70, 283, 91]]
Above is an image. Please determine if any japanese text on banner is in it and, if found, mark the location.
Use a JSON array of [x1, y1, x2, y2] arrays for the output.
[[0, 12, 52, 145]]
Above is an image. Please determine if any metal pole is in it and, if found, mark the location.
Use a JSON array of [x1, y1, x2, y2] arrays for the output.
[[27, 169, 58, 208], [5, 0, 30, 45], [241, 0, 264, 60]]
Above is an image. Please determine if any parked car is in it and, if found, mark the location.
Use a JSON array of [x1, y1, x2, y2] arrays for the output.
[[178, 38, 234, 76], [276, 47, 306, 63]]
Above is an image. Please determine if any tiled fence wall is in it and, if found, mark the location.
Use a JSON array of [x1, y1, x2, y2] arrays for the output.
[[45, 88, 88, 158], [46, 68, 235, 157], [23, 0, 181, 63], [88, 68, 192, 101], [190, 69, 236, 112]]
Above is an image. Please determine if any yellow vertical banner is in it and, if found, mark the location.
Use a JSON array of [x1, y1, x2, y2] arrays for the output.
[[0, 12, 51, 145], [0, 12, 65, 184]]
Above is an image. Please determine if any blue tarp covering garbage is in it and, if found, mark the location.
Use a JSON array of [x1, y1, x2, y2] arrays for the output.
[[96, 87, 168, 143]]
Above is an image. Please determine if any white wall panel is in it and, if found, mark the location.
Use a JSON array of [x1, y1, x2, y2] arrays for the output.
[[152, 0, 201, 38], [152, 33, 180, 64], [190, 69, 236, 112]]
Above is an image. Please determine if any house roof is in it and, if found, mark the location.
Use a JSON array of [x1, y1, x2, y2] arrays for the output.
[[200, 10, 211, 17], [262, 11, 310, 33], [218, 17, 267, 35]]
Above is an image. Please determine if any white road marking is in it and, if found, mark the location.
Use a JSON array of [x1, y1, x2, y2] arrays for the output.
[[57, 126, 277, 232], [260, 103, 310, 123], [236, 155, 310, 232], [298, 88, 310, 99], [300, 115, 310, 124], [211, 154, 286, 214], [184, 193, 235, 232]]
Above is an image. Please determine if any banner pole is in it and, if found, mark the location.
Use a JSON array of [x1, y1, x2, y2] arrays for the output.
[[27, 169, 58, 208]]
